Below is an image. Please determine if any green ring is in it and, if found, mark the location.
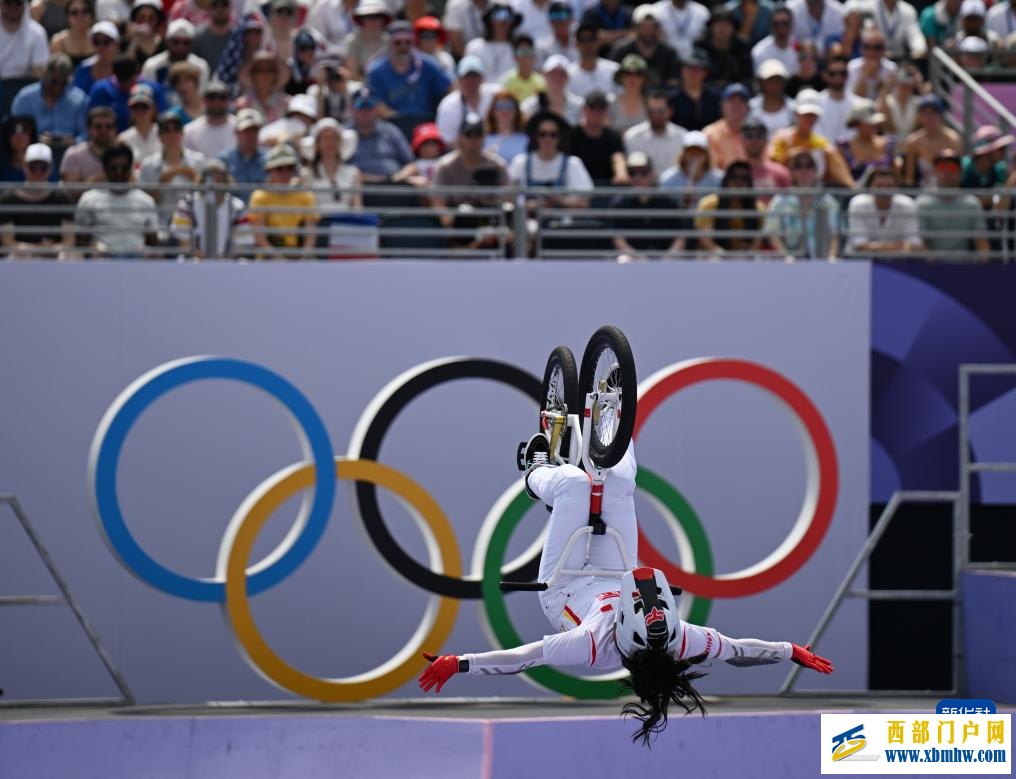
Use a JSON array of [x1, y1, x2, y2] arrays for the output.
[[480, 465, 714, 699]]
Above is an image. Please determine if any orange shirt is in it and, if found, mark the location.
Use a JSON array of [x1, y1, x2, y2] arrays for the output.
[[703, 119, 747, 171]]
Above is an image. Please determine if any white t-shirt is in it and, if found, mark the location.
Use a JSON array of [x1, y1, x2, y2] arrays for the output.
[[623, 120, 686, 175], [443, 0, 489, 42], [512, 0, 554, 42], [846, 192, 921, 250], [536, 35, 578, 67], [751, 36, 800, 76], [651, 0, 710, 58], [308, 0, 356, 48], [786, 0, 845, 48], [76, 188, 159, 255], [435, 82, 500, 143], [815, 91, 858, 144], [119, 125, 163, 165], [566, 58, 619, 98], [0, 19, 49, 79], [845, 56, 898, 99], [986, 2, 1016, 41], [846, 0, 926, 58], [464, 38, 515, 82], [507, 151, 594, 188], [183, 115, 238, 159], [748, 95, 796, 136], [520, 90, 585, 124]]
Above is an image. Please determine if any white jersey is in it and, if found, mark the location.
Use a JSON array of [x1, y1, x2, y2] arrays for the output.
[[462, 590, 792, 673]]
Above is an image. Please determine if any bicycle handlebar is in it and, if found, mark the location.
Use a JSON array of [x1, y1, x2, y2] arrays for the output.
[[499, 581, 549, 592]]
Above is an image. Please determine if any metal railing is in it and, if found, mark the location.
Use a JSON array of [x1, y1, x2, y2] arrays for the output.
[[0, 182, 1013, 261], [929, 46, 1016, 153], [0, 494, 133, 707]]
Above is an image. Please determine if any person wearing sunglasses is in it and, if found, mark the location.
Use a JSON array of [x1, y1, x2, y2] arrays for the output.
[[750, 5, 798, 78], [248, 142, 320, 257], [0, 0, 49, 79], [737, 116, 789, 202], [465, 3, 520, 81], [60, 105, 117, 187], [500, 33, 546, 103], [519, 53, 583, 124], [624, 88, 685, 175], [431, 111, 507, 229], [137, 110, 205, 223], [182, 79, 237, 158], [566, 21, 619, 98], [0, 143, 75, 258], [694, 159, 764, 256], [88, 52, 167, 133], [509, 109, 592, 209], [285, 27, 322, 95], [11, 53, 89, 150], [118, 82, 162, 162], [748, 58, 794, 136], [49, 0, 96, 67], [235, 51, 288, 124], [608, 5, 679, 89], [141, 18, 212, 93], [901, 93, 961, 186], [366, 20, 452, 117], [845, 0, 926, 60], [414, 15, 455, 77], [698, 8, 753, 88], [611, 151, 686, 260], [770, 88, 855, 189], [73, 20, 118, 94], [535, 0, 577, 66], [75, 141, 160, 257], [845, 27, 897, 99], [765, 146, 841, 259], [813, 54, 857, 143], [570, 89, 627, 185], [483, 89, 527, 162]]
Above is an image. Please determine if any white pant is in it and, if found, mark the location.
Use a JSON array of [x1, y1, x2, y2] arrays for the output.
[[527, 443, 638, 631]]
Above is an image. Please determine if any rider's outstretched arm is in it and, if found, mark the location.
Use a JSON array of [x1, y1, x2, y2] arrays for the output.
[[418, 641, 547, 693], [680, 623, 833, 673]]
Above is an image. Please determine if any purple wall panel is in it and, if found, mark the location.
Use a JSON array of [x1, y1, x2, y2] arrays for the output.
[[963, 570, 1016, 704]]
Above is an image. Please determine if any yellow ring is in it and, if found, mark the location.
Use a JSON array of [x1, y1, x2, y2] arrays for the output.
[[222, 458, 461, 701]]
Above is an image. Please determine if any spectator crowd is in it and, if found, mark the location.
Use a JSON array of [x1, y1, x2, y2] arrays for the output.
[[0, 0, 1013, 258]]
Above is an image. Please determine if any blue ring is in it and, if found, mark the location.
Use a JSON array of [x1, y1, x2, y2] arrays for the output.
[[90, 357, 335, 602]]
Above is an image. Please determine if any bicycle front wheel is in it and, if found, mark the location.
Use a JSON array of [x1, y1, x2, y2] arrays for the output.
[[579, 326, 636, 469]]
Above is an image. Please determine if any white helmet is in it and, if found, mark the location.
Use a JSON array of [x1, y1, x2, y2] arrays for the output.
[[615, 567, 682, 657]]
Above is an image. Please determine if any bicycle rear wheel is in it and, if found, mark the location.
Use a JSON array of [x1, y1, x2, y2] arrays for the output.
[[541, 346, 579, 459], [579, 326, 636, 469]]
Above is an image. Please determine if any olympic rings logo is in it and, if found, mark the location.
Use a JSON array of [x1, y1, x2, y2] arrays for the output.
[[89, 355, 838, 702]]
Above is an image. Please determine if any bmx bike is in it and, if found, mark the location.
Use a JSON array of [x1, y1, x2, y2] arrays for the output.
[[502, 325, 667, 594]]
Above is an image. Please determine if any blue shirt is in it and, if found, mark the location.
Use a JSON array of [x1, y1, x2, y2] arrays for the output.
[[218, 147, 266, 203], [366, 53, 452, 115], [87, 77, 166, 132], [345, 119, 414, 178], [72, 56, 102, 96], [11, 82, 88, 141]]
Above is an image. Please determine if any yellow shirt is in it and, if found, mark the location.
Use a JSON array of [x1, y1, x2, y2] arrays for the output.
[[694, 192, 764, 251], [500, 71, 546, 104], [769, 129, 830, 165], [248, 189, 319, 249]]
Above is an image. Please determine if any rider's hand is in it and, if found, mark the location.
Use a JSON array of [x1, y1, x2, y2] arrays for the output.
[[791, 644, 834, 674], [418, 652, 460, 693]]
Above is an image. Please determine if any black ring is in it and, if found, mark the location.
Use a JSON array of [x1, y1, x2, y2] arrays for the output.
[[351, 358, 542, 599]]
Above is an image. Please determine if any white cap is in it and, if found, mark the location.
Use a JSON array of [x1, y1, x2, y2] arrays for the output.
[[25, 143, 52, 165], [960, 0, 985, 16], [794, 87, 823, 116], [958, 35, 988, 52], [757, 58, 789, 81], [542, 53, 570, 74], [90, 20, 120, 41], [683, 130, 708, 150], [287, 93, 319, 120], [167, 18, 195, 38], [632, 4, 659, 24]]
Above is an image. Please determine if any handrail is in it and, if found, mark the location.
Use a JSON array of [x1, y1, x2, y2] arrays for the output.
[[929, 46, 1016, 150]]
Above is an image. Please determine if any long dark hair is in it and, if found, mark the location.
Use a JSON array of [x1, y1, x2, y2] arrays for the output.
[[619, 649, 709, 747], [714, 160, 759, 249]]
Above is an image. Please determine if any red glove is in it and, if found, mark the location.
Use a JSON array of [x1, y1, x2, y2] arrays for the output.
[[418, 652, 460, 693], [791, 644, 834, 674]]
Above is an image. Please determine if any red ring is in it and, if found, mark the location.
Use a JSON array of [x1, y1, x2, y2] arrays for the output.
[[634, 359, 838, 598]]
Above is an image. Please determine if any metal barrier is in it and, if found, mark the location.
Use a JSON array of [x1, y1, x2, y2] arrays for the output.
[[0, 181, 1013, 261], [0, 494, 134, 707], [929, 46, 1016, 152]]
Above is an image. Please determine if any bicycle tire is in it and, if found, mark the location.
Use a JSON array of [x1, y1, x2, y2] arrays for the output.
[[541, 346, 579, 459], [578, 325, 637, 469]]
